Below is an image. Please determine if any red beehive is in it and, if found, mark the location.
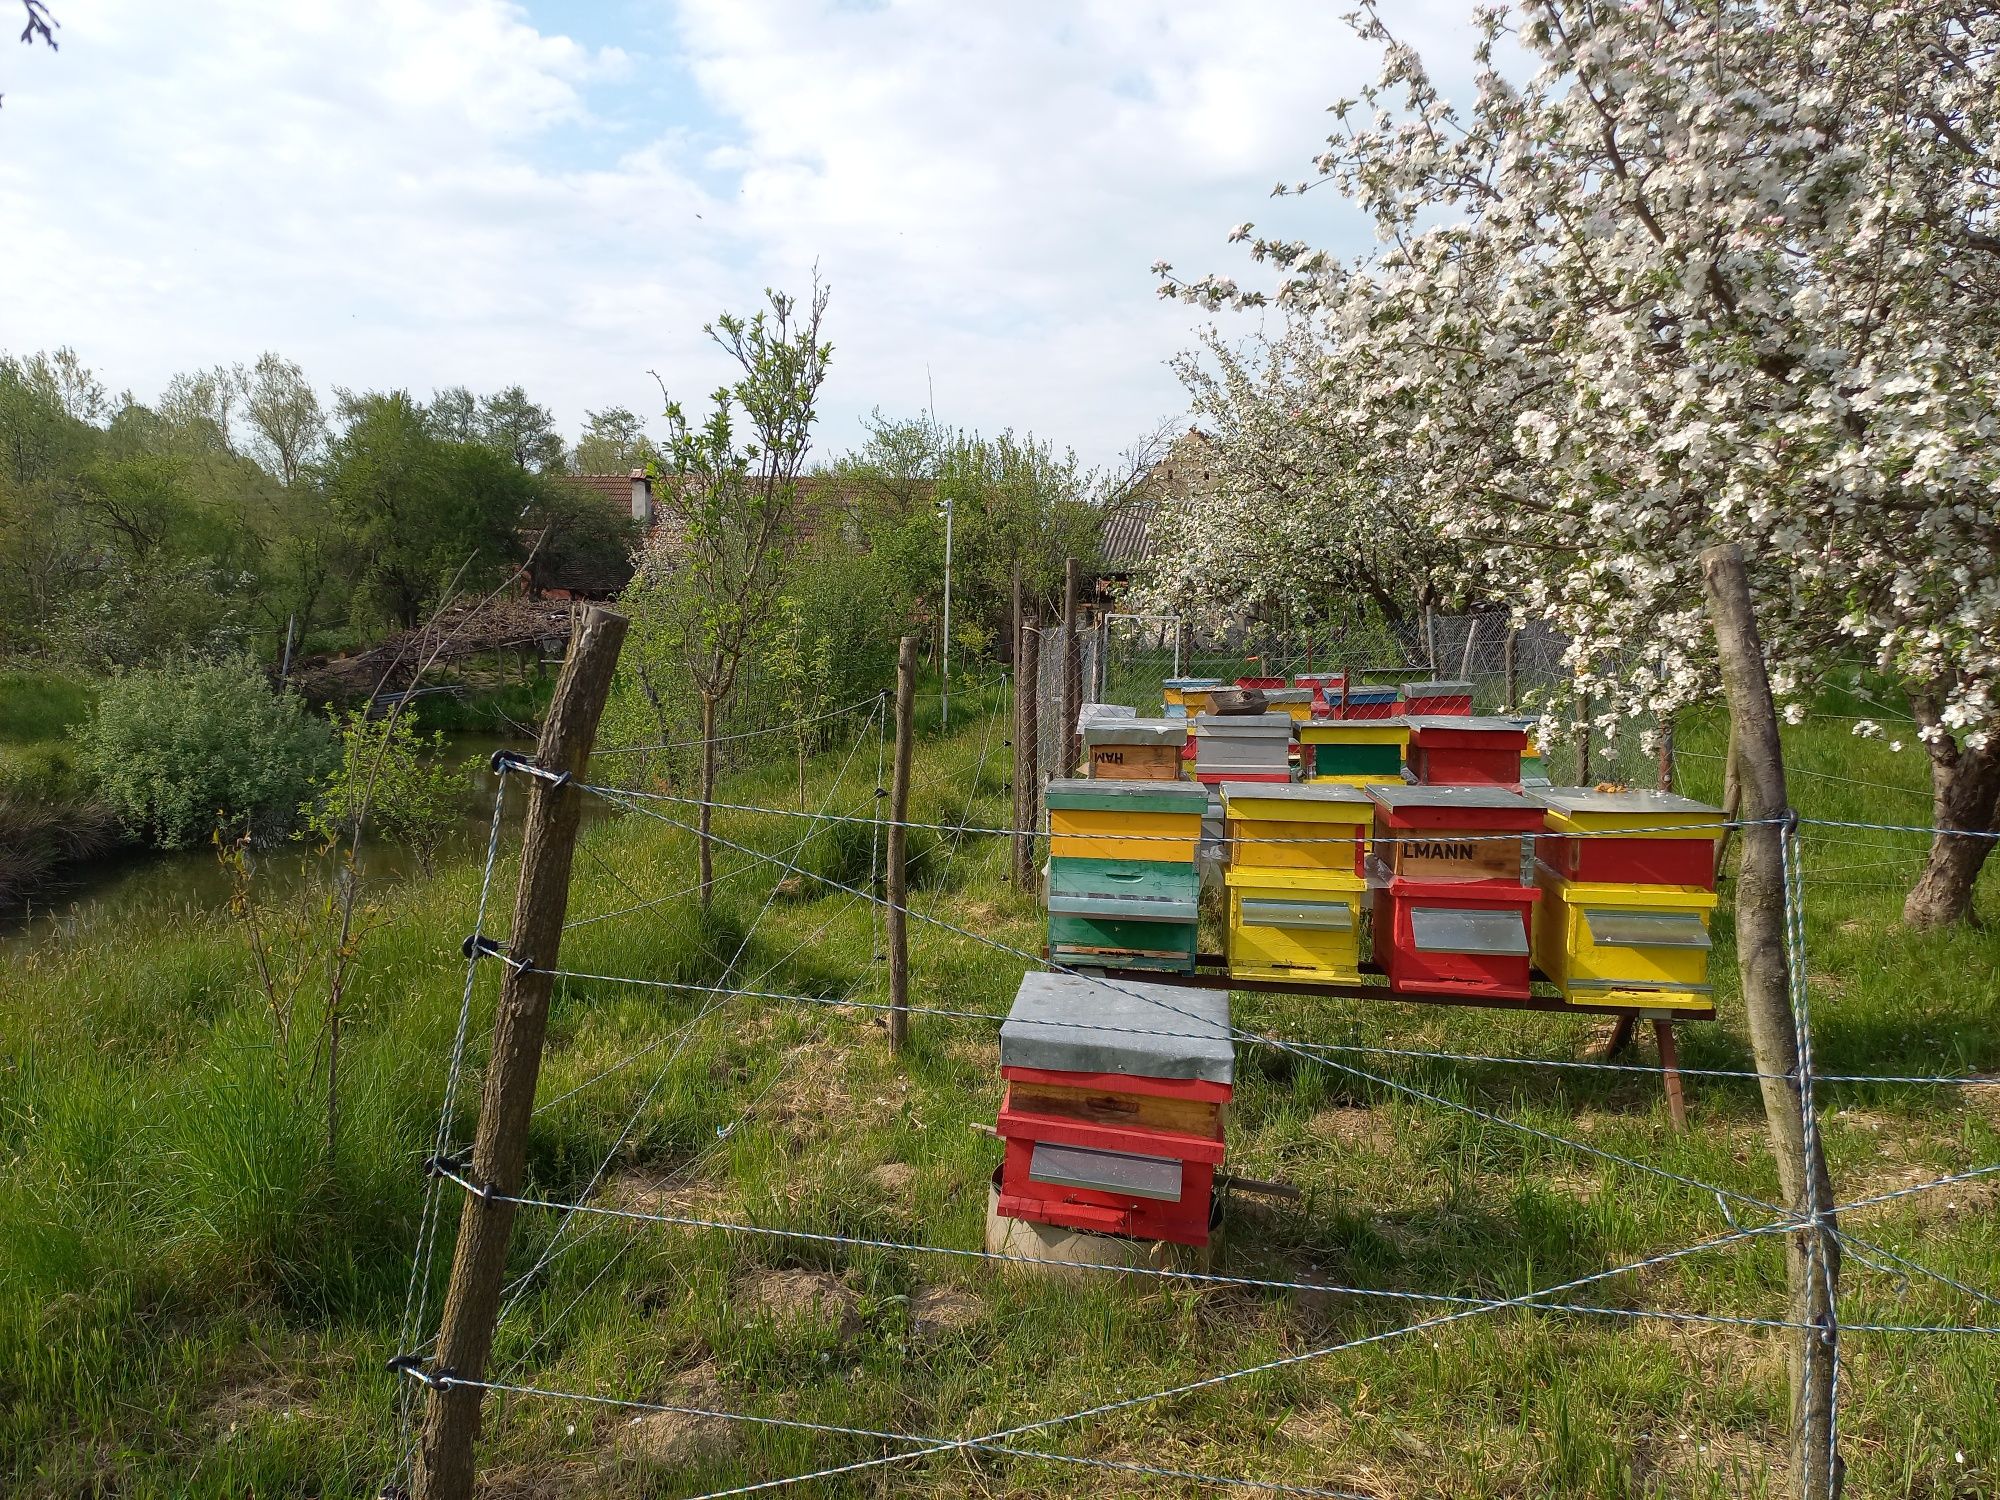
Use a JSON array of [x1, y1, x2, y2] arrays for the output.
[[1366, 785, 1545, 999], [1401, 679, 1474, 716], [1237, 675, 1285, 690], [1532, 788, 1722, 889], [1405, 716, 1529, 791], [995, 973, 1234, 1247]]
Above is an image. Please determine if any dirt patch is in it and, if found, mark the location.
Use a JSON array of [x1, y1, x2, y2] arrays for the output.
[[738, 1269, 864, 1338], [608, 1363, 739, 1468], [1309, 1105, 1391, 1149], [765, 1043, 857, 1147], [602, 1166, 731, 1220], [866, 1161, 917, 1195], [907, 1284, 983, 1339], [206, 1370, 316, 1438]]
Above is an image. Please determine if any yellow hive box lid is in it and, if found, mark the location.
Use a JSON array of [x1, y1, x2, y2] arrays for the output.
[[1221, 783, 1374, 825], [1541, 875, 1719, 913], [1534, 787, 1724, 839]]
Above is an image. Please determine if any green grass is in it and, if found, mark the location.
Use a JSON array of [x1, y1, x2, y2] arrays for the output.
[[1, 679, 1995, 1497]]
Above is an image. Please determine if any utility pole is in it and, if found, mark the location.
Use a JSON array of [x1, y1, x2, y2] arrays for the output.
[[1700, 542, 1841, 1500], [887, 636, 916, 1053], [413, 606, 629, 1500]]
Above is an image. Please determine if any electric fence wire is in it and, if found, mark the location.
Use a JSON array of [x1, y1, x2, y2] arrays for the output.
[[483, 702, 890, 1348], [590, 693, 882, 757], [391, 775, 510, 1487]]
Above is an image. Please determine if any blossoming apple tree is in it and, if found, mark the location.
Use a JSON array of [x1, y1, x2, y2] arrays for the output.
[[1159, 0, 2000, 926]]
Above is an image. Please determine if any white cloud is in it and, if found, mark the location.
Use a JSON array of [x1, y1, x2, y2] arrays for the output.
[[0, 0, 1491, 464]]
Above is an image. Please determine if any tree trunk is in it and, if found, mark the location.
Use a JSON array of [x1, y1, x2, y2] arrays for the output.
[[1903, 721, 2000, 927], [697, 691, 717, 911]]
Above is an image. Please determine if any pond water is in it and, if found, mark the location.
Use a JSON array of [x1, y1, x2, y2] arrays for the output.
[[2, 734, 617, 946]]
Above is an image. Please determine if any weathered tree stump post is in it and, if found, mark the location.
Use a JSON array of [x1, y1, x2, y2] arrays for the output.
[[413, 605, 629, 1500], [887, 636, 916, 1053], [1700, 542, 1841, 1500]]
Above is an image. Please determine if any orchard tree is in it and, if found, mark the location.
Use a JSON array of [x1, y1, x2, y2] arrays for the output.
[[1162, 0, 2000, 928], [620, 277, 832, 908]]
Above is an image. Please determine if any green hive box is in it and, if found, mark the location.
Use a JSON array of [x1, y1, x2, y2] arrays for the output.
[[1046, 844, 1201, 974]]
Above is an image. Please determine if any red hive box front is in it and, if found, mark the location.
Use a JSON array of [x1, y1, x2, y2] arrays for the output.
[[1401, 679, 1474, 717], [1405, 716, 1530, 791], [995, 973, 1235, 1247], [1366, 785, 1545, 999]]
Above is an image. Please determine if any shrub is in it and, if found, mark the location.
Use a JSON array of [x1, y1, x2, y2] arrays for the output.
[[303, 708, 467, 872], [75, 659, 335, 848]]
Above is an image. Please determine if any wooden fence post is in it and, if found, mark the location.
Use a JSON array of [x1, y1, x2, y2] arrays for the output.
[[1577, 684, 1593, 787], [1503, 624, 1518, 712], [1061, 558, 1081, 776], [887, 636, 916, 1053], [1700, 542, 1841, 1500], [1014, 623, 1040, 893], [413, 605, 629, 1500]]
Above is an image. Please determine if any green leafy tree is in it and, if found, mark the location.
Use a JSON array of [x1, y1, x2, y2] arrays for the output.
[[244, 352, 326, 486], [304, 708, 465, 874], [620, 277, 832, 906], [572, 404, 656, 474], [76, 658, 335, 848], [479, 384, 565, 472]]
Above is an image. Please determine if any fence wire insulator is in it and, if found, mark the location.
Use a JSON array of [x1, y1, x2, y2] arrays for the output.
[[488, 748, 571, 788], [461, 933, 529, 971], [422, 1148, 471, 1180], [386, 1354, 439, 1387]]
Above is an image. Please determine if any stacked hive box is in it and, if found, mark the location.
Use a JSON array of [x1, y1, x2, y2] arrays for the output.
[[1332, 683, 1401, 720], [1084, 717, 1188, 782], [1293, 672, 1346, 718], [1191, 712, 1294, 786], [1366, 785, 1545, 999], [1401, 679, 1474, 716], [1162, 678, 1223, 720], [1298, 717, 1410, 786], [1222, 784, 1373, 981], [1531, 789, 1721, 1015], [1265, 687, 1315, 723], [995, 971, 1233, 1246], [1404, 716, 1530, 791], [1045, 778, 1206, 972]]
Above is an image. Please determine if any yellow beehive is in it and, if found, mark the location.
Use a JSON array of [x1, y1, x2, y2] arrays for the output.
[[1046, 779, 1206, 862], [1224, 866, 1365, 982], [1222, 783, 1372, 876], [1532, 865, 1718, 1013]]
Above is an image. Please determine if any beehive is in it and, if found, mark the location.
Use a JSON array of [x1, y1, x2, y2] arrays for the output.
[[1162, 677, 1223, 720], [1221, 784, 1372, 982], [1045, 779, 1206, 972], [996, 971, 1233, 1246], [1366, 785, 1544, 999], [1191, 712, 1294, 785], [1533, 788, 1722, 888], [1264, 687, 1315, 723], [1401, 679, 1474, 717], [1331, 683, 1401, 720], [1530, 788, 1723, 1013], [1084, 718, 1188, 782], [1297, 717, 1410, 785], [1293, 672, 1346, 718], [1404, 716, 1530, 790]]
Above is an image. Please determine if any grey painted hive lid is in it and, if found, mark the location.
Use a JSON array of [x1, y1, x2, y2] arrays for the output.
[[1084, 718, 1188, 747], [1193, 712, 1295, 735], [1366, 783, 1536, 811], [1532, 787, 1723, 817], [1001, 970, 1234, 1084], [1221, 782, 1373, 808], [1404, 715, 1531, 734]]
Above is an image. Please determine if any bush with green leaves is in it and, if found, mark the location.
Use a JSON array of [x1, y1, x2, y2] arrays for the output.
[[303, 708, 466, 873], [75, 659, 335, 848]]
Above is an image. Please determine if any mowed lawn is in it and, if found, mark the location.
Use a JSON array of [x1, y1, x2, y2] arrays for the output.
[[2, 681, 1995, 1498]]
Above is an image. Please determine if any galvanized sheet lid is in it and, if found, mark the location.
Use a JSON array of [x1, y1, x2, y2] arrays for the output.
[[1531, 786, 1723, 818], [1164, 677, 1224, 690], [1367, 783, 1537, 811], [1045, 777, 1208, 810], [1400, 680, 1473, 696], [1404, 715, 1529, 734], [1084, 718, 1188, 747], [1193, 712, 1295, 735], [1001, 970, 1234, 1083], [1264, 688, 1313, 704], [1077, 702, 1138, 733], [1221, 782, 1373, 808]]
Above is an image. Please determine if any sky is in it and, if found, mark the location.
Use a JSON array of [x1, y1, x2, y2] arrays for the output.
[[0, 0, 1488, 468]]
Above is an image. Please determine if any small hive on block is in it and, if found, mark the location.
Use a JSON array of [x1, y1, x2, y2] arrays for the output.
[[1084, 717, 1187, 782], [1292, 672, 1346, 718], [1236, 674, 1286, 690], [1401, 679, 1474, 717], [995, 972, 1233, 1246], [1332, 683, 1401, 720], [1405, 716, 1530, 790], [1162, 678, 1223, 720], [1045, 779, 1206, 972], [1366, 785, 1544, 999], [1298, 716, 1410, 786], [1222, 784, 1372, 981], [1191, 712, 1295, 786], [1531, 789, 1722, 1013]]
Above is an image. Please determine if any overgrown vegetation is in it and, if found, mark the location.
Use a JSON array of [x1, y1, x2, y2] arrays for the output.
[[2, 685, 1993, 1497]]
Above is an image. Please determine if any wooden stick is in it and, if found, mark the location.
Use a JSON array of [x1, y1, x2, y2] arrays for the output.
[[1700, 541, 1841, 1500], [1652, 1019, 1688, 1131], [887, 636, 916, 1053], [1062, 557, 1082, 775], [1015, 622, 1040, 892], [414, 605, 629, 1500], [1503, 622, 1518, 711]]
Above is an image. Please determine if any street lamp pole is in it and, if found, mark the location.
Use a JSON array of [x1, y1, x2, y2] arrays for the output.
[[940, 494, 954, 728]]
